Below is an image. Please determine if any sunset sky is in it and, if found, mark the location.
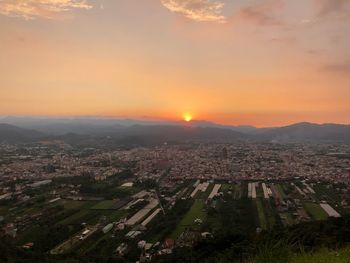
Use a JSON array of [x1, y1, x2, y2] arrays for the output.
[[1, 0, 350, 127]]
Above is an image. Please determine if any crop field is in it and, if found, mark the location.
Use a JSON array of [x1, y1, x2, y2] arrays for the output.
[[58, 210, 99, 225], [280, 212, 294, 225], [255, 199, 267, 230], [221, 184, 231, 192], [171, 199, 206, 238], [90, 200, 117, 210], [303, 202, 328, 221], [275, 184, 287, 199], [62, 200, 97, 210], [233, 184, 242, 199], [313, 184, 341, 204], [113, 186, 140, 195]]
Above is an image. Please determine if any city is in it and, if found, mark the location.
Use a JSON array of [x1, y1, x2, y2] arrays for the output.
[[1, 140, 350, 261]]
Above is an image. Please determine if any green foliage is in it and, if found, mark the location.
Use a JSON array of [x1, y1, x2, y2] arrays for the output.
[[303, 202, 328, 221]]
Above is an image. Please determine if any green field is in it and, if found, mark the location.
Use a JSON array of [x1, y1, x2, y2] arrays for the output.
[[221, 184, 232, 192], [100, 210, 127, 222], [171, 199, 206, 238], [58, 210, 97, 225], [90, 200, 116, 210], [303, 202, 328, 221], [275, 184, 287, 199], [280, 212, 294, 226], [249, 246, 350, 263], [255, 199, 267, 230], [313, 184, 342, 205], [58, 209, 126, 225], [62, 200, 96, 210]]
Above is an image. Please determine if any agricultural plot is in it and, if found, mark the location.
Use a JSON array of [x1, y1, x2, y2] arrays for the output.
[[255, 198, 267, 230], [98, 210, 127, 222], [114, 186, 140, 195], [254, 198, 281, 230], [220, 184, 231, 192], [255, 183, 264, 198], [313, 184, 342, 204], [233, 183, 242, 200], [171, 199, 206, 238], [58, 210, 99, 225], [59, 208, 126, 226], [91, 200, 118, 210], [280, 212, 294, 226], [275, 184, 287, 199], [62, 200, 96, 210], [303, 202, 328, 221], [193, 183, 213, 199]]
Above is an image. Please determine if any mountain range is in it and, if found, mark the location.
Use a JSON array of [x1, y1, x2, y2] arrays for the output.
[[0, 117, 350, 144]]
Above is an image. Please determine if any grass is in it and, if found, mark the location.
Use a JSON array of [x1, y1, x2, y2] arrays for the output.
[[256, 199, 267, 230], [114, 186, 140, 195], [248, 246, 350, 263], [90, 200, 115, 210], [280, 212, 294, 226], [291, 247, 350, 263], [58, 210, 94, 225], [313, 184, 341, 205], [264, 200, 278, 228], [58, 209, 126, 225], [234, 184, 242, 200], [275, 184, 287, 199], [171, 199, 206, 238], [62, 200, 96, 210], [101, 210, 127, 222], [303, 202, 328, 221], [221, 184, 232, 192], [193, 184, 213, 199]]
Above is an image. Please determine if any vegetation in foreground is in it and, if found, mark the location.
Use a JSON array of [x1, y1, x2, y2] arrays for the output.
[[2, 216, 350, 262], [154, 215, 350, 263]]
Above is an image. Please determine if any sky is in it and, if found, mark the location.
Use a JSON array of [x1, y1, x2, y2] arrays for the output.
[[0, 0, 350, 127]]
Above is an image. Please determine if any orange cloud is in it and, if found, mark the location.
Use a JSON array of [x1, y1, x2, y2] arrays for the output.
[[0, 0, 92, 19], [161, 0, 226, 23]]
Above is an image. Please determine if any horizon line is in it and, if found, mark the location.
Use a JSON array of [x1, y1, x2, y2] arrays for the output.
[[1, 115, 350, 129]]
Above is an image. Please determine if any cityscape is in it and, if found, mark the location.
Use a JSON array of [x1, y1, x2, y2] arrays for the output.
[[1, 136, 350, 261]]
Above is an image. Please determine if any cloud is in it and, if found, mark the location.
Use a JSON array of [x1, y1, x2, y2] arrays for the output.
[[316, 0, 349, 17], [0, 0, 92, 19], [161, 0, 226, 23], [235, 0, 284, 26], [321, 61, 350, 75]]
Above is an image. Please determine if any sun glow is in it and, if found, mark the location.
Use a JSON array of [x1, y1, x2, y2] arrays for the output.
[[183, 113, 193, 122]]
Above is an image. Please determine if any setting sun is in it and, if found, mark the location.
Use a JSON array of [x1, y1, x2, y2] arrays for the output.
[[184, 114, 193, 122]]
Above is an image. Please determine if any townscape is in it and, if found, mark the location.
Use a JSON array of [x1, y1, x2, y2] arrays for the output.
[[1, 141, 350, 262]]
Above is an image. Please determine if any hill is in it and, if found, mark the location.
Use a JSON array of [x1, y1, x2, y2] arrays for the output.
[[1, 118, 350, 144], [259, 122, 350, 142], [0, 124, 44, 143]]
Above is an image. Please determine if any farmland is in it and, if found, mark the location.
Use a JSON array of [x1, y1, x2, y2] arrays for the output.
[[303, 202, 328, 220], [171, 199, 206, 238], [2, 177, 350, 262], [162, 179, 350, 247]]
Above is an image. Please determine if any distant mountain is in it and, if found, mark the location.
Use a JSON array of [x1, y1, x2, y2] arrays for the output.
[[1, 117, 350, 144], [0, 117, 126, 135], [260, 122, 350, 142], [0, 116, 260, 135], [119, 125, 246, 142], [0, 124, 44, 143]]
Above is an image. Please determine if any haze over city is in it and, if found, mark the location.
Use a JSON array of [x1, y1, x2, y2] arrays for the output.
[[1, 0, 350, 126]]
